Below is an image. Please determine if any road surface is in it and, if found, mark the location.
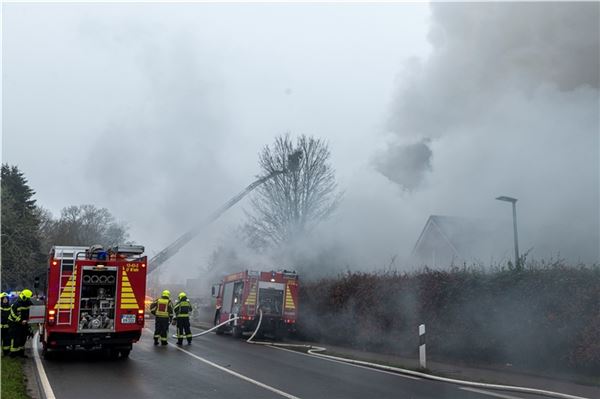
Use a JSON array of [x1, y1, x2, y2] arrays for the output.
[[36, 326, 570, 399]]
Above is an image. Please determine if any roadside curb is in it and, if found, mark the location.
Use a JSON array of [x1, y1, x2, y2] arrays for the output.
[[31, 332, 56, 399], [24, 345, 44, 399]]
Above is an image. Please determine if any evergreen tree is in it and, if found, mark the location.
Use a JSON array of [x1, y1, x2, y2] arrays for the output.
[[1, 164, 44, 291]]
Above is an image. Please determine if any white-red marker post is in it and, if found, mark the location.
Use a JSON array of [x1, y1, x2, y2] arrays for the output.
[[419, 324, 426, 369]]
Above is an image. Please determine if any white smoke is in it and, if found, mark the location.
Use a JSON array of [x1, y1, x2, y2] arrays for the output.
[[381, 2, 599, 263]]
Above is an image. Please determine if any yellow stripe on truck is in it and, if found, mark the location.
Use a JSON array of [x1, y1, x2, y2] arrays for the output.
[[245, 281, 257, 305], [54, 269, 77, 310], [284, 284, 295, 310], [120, 270, 140, 309]]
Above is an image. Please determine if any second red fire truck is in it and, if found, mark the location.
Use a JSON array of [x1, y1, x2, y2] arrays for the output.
[[212, 270, 299, 339]]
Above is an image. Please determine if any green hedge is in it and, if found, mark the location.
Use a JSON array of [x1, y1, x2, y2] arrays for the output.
[[298, 263, 600, 375]]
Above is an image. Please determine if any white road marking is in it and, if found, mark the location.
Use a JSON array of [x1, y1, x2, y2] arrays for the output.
[[460, 387, 527, 399], [171, 344, 301, 399], [33, 332, 57, 399], [142, 328, 300, 399], [269, 345, 422, 381]]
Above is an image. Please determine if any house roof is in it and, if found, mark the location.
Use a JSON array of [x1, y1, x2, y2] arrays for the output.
[[412, 215, 503, 261]]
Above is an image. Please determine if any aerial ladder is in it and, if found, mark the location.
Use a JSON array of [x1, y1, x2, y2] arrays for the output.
[[147, 150, 302, 274]]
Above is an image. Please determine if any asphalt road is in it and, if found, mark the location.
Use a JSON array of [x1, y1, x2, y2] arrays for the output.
[[36, 326, 567, 399]]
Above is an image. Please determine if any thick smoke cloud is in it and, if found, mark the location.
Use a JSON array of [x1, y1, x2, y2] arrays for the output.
[[389, 2, 599, 145], [380, 2, 599, 263], [375, 139, 432, 190]]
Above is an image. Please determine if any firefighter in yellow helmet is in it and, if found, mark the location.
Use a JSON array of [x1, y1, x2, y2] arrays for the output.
[[1, 292, 12, 355], [150, 290, 173, 346], [9, 289, 33, 357], [174, 292, 193, 345]]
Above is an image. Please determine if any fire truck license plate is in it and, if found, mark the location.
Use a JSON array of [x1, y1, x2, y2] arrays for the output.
[[121, 314, 136, 324]]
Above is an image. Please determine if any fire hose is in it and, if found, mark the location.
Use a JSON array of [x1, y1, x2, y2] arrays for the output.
[[171, 310, 310, 347], [171, 310, 589, 399], [171, 316, 242, 339]]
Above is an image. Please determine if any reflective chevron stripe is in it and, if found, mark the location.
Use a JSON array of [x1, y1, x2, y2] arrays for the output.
[[120, 270, 139, 309], [55, 269, 77, 310]]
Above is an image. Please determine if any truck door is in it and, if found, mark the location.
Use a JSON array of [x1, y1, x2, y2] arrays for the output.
[[231, 282, 244, 315], [222, 282, 234, 316]]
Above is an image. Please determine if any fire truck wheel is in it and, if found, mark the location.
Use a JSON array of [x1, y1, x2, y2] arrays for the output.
[[119, 349, 131, 359], [215, 328, 224, 335], [232, 326, 242, 339]]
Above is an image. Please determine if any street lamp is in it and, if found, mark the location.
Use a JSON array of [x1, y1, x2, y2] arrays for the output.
[[496, 196, 520, 268]]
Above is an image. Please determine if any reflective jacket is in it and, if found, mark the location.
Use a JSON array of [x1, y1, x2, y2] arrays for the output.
[[8, 297, 32, 323], [150, 297, 173, 319], [174, 297, 192, 319], [1, 299, 11, 328]]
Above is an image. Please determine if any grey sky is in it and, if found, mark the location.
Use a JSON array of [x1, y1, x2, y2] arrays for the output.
[[2, 3, 598, 281]]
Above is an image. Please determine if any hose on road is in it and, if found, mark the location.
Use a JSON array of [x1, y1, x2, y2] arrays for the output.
[[172, 310, 589, 399], [190, 317, 241, 338]]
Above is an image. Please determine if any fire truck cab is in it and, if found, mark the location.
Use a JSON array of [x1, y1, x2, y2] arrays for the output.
[[213, 270, 298, 339], [40, 245, 147, 359]]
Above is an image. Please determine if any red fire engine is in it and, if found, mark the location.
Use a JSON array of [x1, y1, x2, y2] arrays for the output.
[[212, 270, 299, 339], [40, 245, 147, 359]]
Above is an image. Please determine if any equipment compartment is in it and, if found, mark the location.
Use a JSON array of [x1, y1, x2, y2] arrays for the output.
[[79, 267, 117, 332], [258, 288, 284, 316]]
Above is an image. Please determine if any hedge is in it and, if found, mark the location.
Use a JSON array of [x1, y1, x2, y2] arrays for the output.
[[298, 262, 600, 375]]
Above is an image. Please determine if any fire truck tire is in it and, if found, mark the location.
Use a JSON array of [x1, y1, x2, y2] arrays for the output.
[[215, 328, 225, 335], [232, 326, 242, 339], [119, 349, 131, 359]]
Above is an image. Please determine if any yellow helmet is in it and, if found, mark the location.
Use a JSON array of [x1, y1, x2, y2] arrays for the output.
[[161, 290, 170, 297], [0, 292, 7, 298], [178, 292, 186, 299], [20, 289, 33, 299]]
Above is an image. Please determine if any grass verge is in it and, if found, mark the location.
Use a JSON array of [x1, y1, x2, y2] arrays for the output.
[[1, 356, 31, 399]]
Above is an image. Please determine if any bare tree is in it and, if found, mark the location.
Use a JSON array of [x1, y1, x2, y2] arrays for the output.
[[244, 134, 342, 249], [44, 204, 129, 247], [36, 206, 55, 254]]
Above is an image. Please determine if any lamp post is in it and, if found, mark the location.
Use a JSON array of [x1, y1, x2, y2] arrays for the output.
[[496, 196, 520, 268]]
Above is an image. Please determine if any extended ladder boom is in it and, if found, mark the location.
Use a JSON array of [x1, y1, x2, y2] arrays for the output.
[[148, 170, 284, 273]]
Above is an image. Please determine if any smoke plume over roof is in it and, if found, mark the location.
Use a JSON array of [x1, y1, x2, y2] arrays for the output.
[[377, 2, 599, 264]]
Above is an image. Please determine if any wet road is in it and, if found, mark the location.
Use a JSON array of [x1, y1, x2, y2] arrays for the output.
[[37, 326, 566, 399]]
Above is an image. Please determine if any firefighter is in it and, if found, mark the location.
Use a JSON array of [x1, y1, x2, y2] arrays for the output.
[[174, 292, 193, 345], [8, 289, 33, 358], [150, 290, 173, 346], [1, 292, 12, 355]]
